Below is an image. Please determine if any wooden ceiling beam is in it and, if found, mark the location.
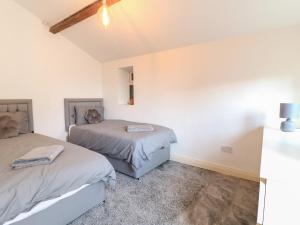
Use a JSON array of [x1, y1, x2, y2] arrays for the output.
[[50, 0, 120, 34]]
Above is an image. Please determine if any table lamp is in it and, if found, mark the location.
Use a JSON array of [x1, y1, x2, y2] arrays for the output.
[[280, 103, 300, 132]]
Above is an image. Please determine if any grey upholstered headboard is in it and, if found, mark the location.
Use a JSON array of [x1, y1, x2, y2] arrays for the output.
[[64, 98, 104, 131], [0, 99, 34, 132]]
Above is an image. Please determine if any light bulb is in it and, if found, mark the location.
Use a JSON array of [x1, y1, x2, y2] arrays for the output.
[[102, 6, 110, 28], [98, 0, 110, 28]]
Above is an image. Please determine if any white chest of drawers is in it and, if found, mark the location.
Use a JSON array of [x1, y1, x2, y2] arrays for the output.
[[257, 128, 300, 225]]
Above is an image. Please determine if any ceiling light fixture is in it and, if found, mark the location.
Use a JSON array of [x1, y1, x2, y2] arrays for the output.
[[98, 0, 110, 29]]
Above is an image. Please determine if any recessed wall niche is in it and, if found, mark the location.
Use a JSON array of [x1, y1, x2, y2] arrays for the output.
[[118, 66, 134, 105]]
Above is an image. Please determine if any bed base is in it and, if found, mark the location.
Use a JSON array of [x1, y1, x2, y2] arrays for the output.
[[105, 146, 170, 179], [9, 181, 106, 225]]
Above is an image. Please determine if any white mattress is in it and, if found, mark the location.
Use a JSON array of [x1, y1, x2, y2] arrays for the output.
[[4, 184, 89, 225]]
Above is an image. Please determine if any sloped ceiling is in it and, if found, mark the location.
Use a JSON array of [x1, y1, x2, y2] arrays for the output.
[[14, 0, 300, 62]]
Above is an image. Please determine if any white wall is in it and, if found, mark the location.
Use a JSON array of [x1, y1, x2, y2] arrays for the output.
[[0, 0, 103, 140], [103, 26, 300, 177]]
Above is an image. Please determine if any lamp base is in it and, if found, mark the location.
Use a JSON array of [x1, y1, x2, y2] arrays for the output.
[[281, 119, 297, 132]]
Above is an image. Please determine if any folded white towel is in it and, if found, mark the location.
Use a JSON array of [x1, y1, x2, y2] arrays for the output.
[[12, 145, 64, 169], [126, 125, 154, 133]]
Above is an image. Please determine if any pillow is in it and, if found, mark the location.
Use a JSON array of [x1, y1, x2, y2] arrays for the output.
[[0, 112, 29, 134], [0, 115, 19, 139], [75, 105, 104, 125], [85, 109, 102, 124]]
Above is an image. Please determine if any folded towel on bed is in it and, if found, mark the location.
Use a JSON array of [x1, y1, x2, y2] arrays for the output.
[[12, 145, 64, 169], [126, 125, 155, 133]]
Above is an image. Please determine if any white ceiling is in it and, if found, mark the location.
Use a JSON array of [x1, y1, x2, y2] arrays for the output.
[[14, 0, 300, 62]]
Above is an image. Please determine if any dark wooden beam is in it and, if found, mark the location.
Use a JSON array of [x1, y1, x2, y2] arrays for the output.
[[50, 0, 120, 34]]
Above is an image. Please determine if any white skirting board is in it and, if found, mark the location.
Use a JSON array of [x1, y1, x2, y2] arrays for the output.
[[171, 153, 259, 182]]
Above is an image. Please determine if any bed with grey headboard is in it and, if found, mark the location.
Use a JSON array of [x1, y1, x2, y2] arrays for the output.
[[64, 98, 177, 179], [64, 98, 103, 132], [0, 99, 115, 225], [0, 99, 34, 133]]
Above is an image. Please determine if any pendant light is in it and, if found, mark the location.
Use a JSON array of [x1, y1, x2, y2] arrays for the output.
[[98, 0, 110, 28]]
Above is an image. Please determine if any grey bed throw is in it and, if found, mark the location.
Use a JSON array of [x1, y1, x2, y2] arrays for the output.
[[69, 120, 177, 169], [11, 145, 64, 169], [0, 133, 115, 224]]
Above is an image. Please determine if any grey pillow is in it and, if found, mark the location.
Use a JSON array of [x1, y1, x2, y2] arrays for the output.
[[75, 105, 104, 125], [0, 115, 19, 139], [0, 112, 29, 134], [85, 109, 102, 124]]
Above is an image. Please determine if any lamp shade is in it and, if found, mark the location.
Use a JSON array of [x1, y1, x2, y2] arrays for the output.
[[280, 103, 300, 119]]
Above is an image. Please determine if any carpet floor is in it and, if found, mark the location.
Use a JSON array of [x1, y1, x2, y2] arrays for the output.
[[70, 161, 259, 225]]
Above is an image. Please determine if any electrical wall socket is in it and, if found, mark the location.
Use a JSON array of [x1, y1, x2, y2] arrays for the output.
[[221, 145, 233, 154]]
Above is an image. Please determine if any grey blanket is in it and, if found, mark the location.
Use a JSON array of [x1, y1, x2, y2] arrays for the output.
[[69, 120, 177, 169], [0, 133, 115, 224], [11, 145, 64, 169]]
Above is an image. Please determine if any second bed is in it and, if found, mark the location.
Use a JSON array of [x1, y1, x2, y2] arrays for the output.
[[65, 98, 177, 178]]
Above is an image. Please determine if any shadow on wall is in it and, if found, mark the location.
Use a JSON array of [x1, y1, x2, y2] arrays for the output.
[[191, 112, 265, 175], [230, 112, 265, 174], [233, 127, 264, 174], [295, 76, 300, 128]]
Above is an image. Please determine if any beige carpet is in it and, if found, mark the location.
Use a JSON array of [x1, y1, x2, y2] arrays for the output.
[[70, 161, 259, 225]]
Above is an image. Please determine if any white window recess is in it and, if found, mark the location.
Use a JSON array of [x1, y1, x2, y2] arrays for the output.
[[118, 66, 134, 105]]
